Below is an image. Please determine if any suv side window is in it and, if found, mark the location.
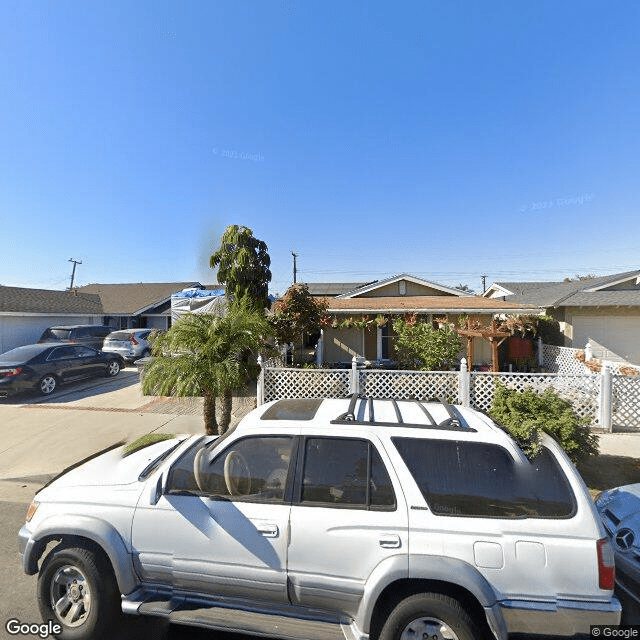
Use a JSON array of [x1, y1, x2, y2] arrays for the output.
[[168, 436, 295, 503], [393, 438, 575, 518], [299, 438, 395, 510]]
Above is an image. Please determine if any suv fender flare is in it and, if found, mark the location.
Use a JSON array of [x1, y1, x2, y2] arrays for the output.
[[357, 554, 507, 640], [22, 514, 137, 595]]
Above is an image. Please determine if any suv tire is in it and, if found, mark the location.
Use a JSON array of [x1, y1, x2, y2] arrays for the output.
[[37, 544, 123, 640], [379, 592, 478, 640]]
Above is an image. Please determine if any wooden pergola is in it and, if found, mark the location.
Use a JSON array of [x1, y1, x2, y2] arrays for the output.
[[456, 320, 511, 372]]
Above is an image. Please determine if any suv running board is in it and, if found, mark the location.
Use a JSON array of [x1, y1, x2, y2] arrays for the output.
[[122, 589, 362, 640]]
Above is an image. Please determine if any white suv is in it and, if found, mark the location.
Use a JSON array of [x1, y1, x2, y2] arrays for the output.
[[19, 396, 621, 640]]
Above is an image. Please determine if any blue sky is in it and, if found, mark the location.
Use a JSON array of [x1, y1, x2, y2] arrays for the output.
[[2, 1, 639, 296]]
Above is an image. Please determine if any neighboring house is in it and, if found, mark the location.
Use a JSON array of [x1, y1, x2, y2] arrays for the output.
[[310, 274, 540, 366], [0, 285, 103, 353], [76, 282, 213, 330], [484, 270, 640, 365], [0, 281, 222, 353]]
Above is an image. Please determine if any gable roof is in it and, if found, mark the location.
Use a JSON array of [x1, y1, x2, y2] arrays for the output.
[[321, 295, 540, 315], [303, 282, 374, 296], [0, 285, 103, 315], [485, 270, 640, 308], [337, 274, 474, 299], [76, 282, 211, 314]]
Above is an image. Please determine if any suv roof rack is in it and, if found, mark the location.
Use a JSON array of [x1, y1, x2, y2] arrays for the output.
[[330, 394, 476, 432]]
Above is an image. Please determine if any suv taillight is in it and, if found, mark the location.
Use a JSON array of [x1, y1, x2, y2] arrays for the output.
[[597, 538, 615, 590], [129, 335, 139, 345], [0, 367, 22, 377]]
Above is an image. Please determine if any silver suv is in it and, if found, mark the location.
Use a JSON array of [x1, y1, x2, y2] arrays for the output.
[[19, 396, 621, 640], [102, 329, 154, 363]]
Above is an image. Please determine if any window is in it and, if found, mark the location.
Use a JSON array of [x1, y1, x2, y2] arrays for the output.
[[73, 346, 96, 357], [168, 436, 295, 503], [299, 438, 395, 509], [48, 347, 77, 361], [393, 438, 575, 518]]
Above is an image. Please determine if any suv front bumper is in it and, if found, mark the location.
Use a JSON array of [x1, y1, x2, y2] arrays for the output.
[[498, 597, 621, 636]]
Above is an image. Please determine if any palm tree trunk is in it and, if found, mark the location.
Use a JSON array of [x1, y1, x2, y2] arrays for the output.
[[219, 387, 233, 435], [203, 388, 217, 435]]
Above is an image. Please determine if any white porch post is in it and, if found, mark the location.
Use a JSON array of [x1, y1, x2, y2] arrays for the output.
[[316, 329, 324, 367], [350, 356, 359, 395], [377, 325, 383, 361]]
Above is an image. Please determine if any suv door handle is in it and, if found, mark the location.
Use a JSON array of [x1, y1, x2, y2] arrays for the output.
[[379, 534, 401, 549], [255, 523, 279, 538]]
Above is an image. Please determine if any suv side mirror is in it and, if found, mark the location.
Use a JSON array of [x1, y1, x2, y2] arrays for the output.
[[149, 472, 166, 505]]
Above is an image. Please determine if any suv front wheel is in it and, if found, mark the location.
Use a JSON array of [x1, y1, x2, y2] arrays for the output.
[[379, 593, 478, 640], [37, 544, 123, 640]]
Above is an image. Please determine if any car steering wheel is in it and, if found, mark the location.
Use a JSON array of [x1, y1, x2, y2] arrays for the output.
[[224, 451, 252, 496]]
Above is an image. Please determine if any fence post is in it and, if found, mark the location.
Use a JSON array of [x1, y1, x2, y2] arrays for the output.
[[257, 355, 264, 406], [599, 364, 613, 432], [585, 341, 593, 362], [459, 358, 470, 407], [350, 356, 359, 395]]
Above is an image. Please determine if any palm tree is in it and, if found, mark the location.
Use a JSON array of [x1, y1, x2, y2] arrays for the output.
[[141, 302, 272, 435]]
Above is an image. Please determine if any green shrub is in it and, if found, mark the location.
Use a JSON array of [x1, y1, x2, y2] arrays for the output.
[[490, 383, 598, 465]]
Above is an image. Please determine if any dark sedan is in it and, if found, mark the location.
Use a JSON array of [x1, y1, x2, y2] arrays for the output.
[[0, 343, 124, 398]]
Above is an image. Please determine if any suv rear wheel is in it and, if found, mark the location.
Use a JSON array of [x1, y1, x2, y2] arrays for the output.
[[379, 593, 478, 640], [37, 544, 123, 639]]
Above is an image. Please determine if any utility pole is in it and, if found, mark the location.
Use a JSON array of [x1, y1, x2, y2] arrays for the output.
[[291, 252, 298, 284], [481, 275, 487, 293], [68, 258, 82, 290]]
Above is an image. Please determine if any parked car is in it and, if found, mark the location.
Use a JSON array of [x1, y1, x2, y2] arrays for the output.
[[596, 483, 640, 622], [37, 324, 113, 350], [0, 343, 123, 397], [102, 329, 154, 363], [19, 395, 620, 640]]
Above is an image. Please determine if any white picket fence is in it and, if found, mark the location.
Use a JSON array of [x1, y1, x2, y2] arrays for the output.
[[257, 353, 640, 431]]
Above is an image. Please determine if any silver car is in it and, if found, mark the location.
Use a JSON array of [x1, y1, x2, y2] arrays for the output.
[[596, 484, 640, 622], [102, 329, 154, 363], [19, 396, 620, 640]]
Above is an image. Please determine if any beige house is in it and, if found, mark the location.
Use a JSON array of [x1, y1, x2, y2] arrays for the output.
[[313, 274, 540, 367], [484, 270, 640, 366]]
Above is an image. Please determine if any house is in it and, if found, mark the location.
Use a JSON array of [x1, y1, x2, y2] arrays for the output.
[[75, 281, 213, 330], [310, 274, 541, 366], [0, 285, 103, 353], [0, 281, 221, 353], [484, 270, 640, 365]]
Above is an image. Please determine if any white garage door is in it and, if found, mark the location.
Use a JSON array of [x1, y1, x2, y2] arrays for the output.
[[573, 315, 640, 365]]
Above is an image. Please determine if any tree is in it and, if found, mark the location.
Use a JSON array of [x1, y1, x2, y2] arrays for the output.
[[456, 283, 475, 294], [392, 316, 461, 370], [269, 284, 327, 364], [210, 225, 272, 310], [141, 302, 272, 435]]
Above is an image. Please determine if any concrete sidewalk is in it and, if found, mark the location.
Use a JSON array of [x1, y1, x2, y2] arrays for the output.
[[0, 375, 256, 502]]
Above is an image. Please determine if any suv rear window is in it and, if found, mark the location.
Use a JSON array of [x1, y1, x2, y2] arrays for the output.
[[40, 329, 72, 341], [392, 438, 576, 519]]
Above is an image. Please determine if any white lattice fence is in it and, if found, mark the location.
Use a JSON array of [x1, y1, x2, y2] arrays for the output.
[[359, 370, 459, 402], [542, 344, 590, 374], [263, 368, 350, 402], [470, 372, 600, 421], [612, 375, 640, 429]]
